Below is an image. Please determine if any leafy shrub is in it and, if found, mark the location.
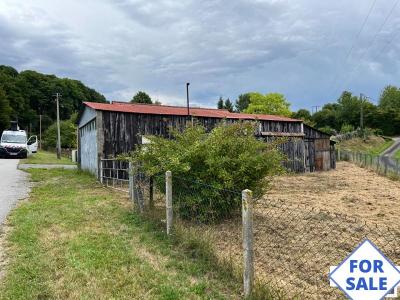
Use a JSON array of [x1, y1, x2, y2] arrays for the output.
[[43, 113, 77, 148], [129, 122, 285, 222], [318, 126, 336, 135], [340, 124, 354, 133]]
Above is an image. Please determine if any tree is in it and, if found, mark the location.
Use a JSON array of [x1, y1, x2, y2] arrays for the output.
[[217, 97, 224, 109], [0, 65, 106, 135], [292, 109, 311, 121], [43, 113, 77, 148], [0, 88, 11, 133], [224, 98, 234, 112], [131, 91, 152, 104], [379, 85, 400, 113], [244, 93, 291, 117], [235, 93, 251, 112], [312, 104, 339, 131]]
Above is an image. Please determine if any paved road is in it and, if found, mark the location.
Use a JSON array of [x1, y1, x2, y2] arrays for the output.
[[382, 137, 400, 157], [0, 159, 30, 225], [379, 137, 400, 173]]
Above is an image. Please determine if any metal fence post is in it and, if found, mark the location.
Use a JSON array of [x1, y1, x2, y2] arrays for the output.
[[99, 159, 103, 184], [112, 160, 116, 187], [397, 159, 399, 177], [166, 171, 173, 235], [242, 189, 254, 298]]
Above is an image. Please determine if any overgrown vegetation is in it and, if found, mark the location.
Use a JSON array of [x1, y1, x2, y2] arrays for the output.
[[337, 135, 394, 155], [0, 169, 243, 299], [42, 113, 77, 149], [129, 122, 284, 221]]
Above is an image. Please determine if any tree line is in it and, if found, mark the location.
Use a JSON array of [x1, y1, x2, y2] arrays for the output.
[[0, 65, 106, 135], [217, 87, 400, 136]]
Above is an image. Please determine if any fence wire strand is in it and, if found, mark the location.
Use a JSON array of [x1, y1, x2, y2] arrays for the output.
[[100, 158, 400, 299]]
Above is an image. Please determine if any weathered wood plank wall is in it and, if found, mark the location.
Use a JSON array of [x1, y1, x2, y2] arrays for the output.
[[98, 111, 334, 173]]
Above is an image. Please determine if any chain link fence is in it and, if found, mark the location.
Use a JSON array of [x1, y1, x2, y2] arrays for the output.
[[337, 149, 400, 179], [99, 158, 400, 299]]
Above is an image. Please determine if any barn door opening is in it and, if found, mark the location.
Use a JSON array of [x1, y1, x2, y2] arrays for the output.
[[315, 139, 331, 171]]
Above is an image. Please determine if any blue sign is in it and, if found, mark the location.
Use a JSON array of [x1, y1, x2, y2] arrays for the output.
[[329, 239, 400, 300]]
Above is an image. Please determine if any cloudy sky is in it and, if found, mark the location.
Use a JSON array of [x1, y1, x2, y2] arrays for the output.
[[0, 0, 400, 110]]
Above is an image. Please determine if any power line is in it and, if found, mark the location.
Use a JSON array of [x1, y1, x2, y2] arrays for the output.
[[326, 0, 377, 100], [334, 0, 400, 96]]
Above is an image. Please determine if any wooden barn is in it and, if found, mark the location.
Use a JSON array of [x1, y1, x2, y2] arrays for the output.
[[78, 101, 335, 177]]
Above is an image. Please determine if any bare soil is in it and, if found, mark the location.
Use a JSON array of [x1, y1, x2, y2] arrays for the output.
[[205, 162, 400, 299]]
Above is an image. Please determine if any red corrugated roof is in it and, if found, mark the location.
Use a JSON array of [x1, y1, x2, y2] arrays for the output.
[[83, 101, 300, 122]]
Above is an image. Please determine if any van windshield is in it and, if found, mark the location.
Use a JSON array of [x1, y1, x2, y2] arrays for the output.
[[1, 134, 27, 144]]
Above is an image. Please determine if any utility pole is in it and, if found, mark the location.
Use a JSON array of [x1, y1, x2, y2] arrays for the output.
[[186, 82, 190, 116], [55, 93, 62, 159], [39, 114, 42, 150], [360, 93, 364, 132], [312, 106, 320, 114]]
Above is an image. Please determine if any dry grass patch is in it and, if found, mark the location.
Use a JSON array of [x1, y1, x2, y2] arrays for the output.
[[200, 162, 400, 299]]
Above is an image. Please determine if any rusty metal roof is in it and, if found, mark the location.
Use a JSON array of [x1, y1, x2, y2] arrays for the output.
[[83, 101, 300, 122]]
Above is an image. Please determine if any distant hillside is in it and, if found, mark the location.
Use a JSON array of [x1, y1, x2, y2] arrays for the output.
[[0, 65, 106, 134]]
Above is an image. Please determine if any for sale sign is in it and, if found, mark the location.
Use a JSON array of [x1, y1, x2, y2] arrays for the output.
[[329, 239, 400, 300]]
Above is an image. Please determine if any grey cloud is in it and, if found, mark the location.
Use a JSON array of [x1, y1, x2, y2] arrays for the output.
[[1, 0, 400, 110]]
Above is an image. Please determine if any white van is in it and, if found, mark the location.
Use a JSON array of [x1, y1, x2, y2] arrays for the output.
[[0, 130, 38, 158]]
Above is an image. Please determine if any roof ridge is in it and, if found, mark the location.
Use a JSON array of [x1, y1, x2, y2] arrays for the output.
[[83, 102, 301, 122], [110, 101, 230, 112]]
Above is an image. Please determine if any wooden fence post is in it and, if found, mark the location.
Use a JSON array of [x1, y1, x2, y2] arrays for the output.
[[397, 159, 399, 177], [128, 162, 133, 201], [166, 171, 173, 235], [242, 189, 254, 298], [149, 176, 154, 209], [384, 159, 388, 176]]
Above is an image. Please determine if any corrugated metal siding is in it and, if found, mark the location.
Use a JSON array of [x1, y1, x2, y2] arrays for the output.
[[78, 107, 97, 128], [79, 118, 98, 175]]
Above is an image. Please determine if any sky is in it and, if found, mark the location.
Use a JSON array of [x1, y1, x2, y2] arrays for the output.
[[0, 0, 400, 110]]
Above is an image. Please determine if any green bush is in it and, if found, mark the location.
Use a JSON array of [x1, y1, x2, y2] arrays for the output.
[[340, 124, 355, 133], [129, 122, 285, 222], [318, 126, 336, 135], [43, 113, 77, 148]]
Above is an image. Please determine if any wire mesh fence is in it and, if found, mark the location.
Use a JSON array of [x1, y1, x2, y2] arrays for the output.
[[252, 196, 400, 299], [337, 149, 400, 179], [98, 160, 400, 299]]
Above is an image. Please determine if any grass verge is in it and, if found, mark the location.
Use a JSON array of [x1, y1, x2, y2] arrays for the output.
[[394, 149, 400, 160], [337, 135, 394, 155], [0, 169, 243, 299], [20, 150, 75, 165]]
